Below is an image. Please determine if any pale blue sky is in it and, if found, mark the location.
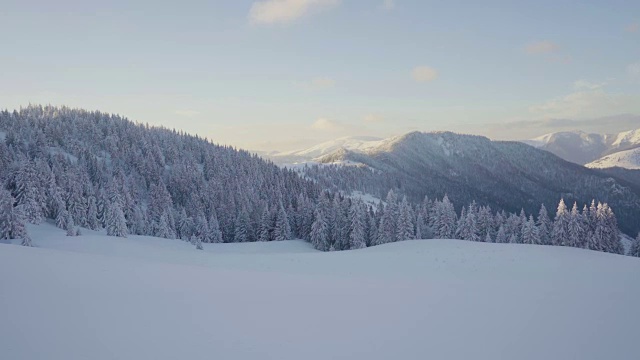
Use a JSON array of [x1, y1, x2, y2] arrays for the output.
[[1, 0, 639, 150]]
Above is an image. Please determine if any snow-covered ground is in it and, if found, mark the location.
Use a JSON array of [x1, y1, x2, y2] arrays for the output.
[[2, 223, 639, 360], [586, 147, 640, 169]]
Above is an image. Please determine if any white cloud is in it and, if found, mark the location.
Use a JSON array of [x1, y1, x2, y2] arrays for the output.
[[175, 110, 200, 117], [626, 22, 639, 33], [529, 88, 640, 119], [525, 40, 559, 55], [628, 63, 640, 78], [380, 0, 396, 10], [311, 117, 342, 131], [249, 0, 339, 25], [363, 114, 384, 123], [573, 80, 606, 90], [412, 65, 438, 83], [309, 77, 335, 89]]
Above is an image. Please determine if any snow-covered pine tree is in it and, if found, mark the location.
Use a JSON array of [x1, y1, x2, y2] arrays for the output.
[[0, 190, 32, 246], [194, 236, 203, 250], [521, 215, 539, 245], [477, 206, 493, 242], [310, 208, 329, 251], [274, 203, 292, 241], [106, 201, 128, 238], [536, 204, 552, 245], [56, 208, 68, 230], [495, 225, 507, 244], [207, 212, 223, 243], [396, 196, 415, 241], [12, 160, 44, 224], [66, 212, 77, 237], [551, 199, 570, 246], [86, 196, 99, 230], [596, 203, 623, 255], [234, 209, 249, 243], [366, 206, 378, 246], [567, 202, 585, 248], [258, 206, 272, 242], [349, 201, 366, 249], [629, 233, 640, 257], [458, 203, 479, 242], [434, 195, 457, 239]]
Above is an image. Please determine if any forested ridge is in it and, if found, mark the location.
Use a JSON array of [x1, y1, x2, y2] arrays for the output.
[[0, 105, 633, 256]]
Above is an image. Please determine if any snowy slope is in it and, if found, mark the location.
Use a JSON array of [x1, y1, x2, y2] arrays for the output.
[[1, 223, 640, 360], [268, 136, 383, 164], [586, 147, 640, 170], [523, 128, 640, 166], [522, 131, 610, 165]]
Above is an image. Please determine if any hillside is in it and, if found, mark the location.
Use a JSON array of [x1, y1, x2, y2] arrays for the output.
[[586, 147, 640, 169], [1, 223, 639, 360], [268, 136, 383, 165], [303, 131, 640, 235], [523, 126, 640, 166]]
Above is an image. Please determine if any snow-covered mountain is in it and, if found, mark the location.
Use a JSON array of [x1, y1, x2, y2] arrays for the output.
[[523, 128, 640, 166], [586, 147, 640, 170], [268, 136, 383, 164], [301, 131, 640, 235], [1, 222, 639, 360]]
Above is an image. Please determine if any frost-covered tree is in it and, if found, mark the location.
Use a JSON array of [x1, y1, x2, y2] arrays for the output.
[[194, 236, 203, 250], [396, 196, 414, 241], [457, 203, 479, 242], [536, 204, 552, 245], [106, 201, 128, 238], [495, 225, 505, 243], [66, 212, 77, 237], [234, 209, 250, 243], [629, 233, 640, 257], [551, 199, 570, 246], [567, 203, 585, 248], [0, 189, 31, 245], [349, 201, 367, 249], [521, 216, 539, 245], [433, 195, 457, 239], [12, 160, 44, 224], [207, 212, 223, 243], [311, 209, 330, 251], [274, 203, 292, 241]]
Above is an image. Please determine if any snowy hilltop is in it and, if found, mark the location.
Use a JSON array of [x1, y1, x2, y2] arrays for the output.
[[523, 125, 640, 167], [1, 221, 639, 360]]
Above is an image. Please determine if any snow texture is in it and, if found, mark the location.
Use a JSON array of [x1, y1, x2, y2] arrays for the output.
[[1, 222, 639, 360], [586, 147, 640, 169]]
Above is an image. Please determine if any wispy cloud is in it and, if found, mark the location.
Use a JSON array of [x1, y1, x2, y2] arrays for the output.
[[626, 22, 639, 33], [175, 110, 200, 117], [529, 86, 640, 120], [412, 65, 438, 83], [307, 77, 336, 89], [524, 40, 559, 55], [363, 114, 384, 123], [311, 117, 342, 131], [249, 0, 339, 25], [380, 0, 396, 11], [573, 79, 606, 90], [628, 63, 640, 78]]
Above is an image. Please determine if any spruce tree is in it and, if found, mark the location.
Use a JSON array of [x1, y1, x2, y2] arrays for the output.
[[536, 204, 552, 245], [274, 203, 292, 241], [629, 233, 640, 257], [310, 209, 329, 251], [349, 202, 367, 249], [552, 199, 570, 246]]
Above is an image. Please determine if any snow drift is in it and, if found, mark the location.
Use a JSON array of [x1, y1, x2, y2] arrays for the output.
[[1, 223, 639, 360]]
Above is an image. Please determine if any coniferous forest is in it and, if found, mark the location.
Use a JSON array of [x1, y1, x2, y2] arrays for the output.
[[0, 105, 629, 256]]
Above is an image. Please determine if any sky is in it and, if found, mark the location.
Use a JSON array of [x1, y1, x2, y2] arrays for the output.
[[1, 0, 639, 151]]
